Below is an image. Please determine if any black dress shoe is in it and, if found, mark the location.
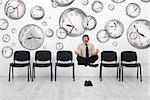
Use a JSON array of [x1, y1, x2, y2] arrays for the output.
[[88, 80, 93, 86], [89, 64, 99, 67], [84, 80, 89, 86]]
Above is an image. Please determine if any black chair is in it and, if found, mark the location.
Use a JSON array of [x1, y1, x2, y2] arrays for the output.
[[32, 50, 53, 81], [121, 51, 142, 82], [55, 51, 75, 81], [9, 51, 31, 81], [100, 51, 120, 81]]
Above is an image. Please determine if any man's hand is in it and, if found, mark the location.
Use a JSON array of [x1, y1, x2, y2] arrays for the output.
[[75, 51, 79, 56], [95, 49, 99, 54]]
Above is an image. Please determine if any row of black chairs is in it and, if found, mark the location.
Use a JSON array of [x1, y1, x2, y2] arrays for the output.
[[8, 50, 142, 82], [9, 50, 75, 82]]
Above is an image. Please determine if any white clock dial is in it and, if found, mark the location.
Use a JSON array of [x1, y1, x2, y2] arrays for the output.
[[56, 42, 64, 50], [45, 28, 54, 37], [30, 6, 45, 20], [82, 15, 97, 30], [4, 0, 26, 20], [126, 3, 141, 18], [2, 46, 13, 58], [92, 1, 103, 13], [105, 19, 124, 38], [127, 19, 150, 49], [19, 24, 44, 50], [51, 0, 74, 7], [111, 0, 125, 3], [59, 8, 87, 37], [97, 29, 110, 43], [56, 28, 67, 39], [0, 19, 9, 30], [2, 34, 10, 42]]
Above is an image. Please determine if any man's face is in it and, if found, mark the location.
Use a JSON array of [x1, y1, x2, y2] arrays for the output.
[[82, 36, 89, 44]]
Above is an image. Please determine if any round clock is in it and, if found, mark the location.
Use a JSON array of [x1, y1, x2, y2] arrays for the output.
[[126, 3, 141, 18], [4, 0, 26, 20], [105, 19, 124, 38], [108, 4, 115, 11], [2, 34, 10, 42], [127, 19, 150, 49], [2, 46, 13, 58], [141, 0, 150, 2], [97, 29, 110, 43], [0, 19, 9, 30], [82, 0, 89, 5], [82, 15, 97, 30], [30, 6, 45, 20], [56, 42, 64, 50], [51, 0, 74, 7], [11, 28, 17, 34], [59, 8, 87, 37], [45, 28, 54, 37], [19, 24, 44, 50], [91, 1, 103, 13], [111, 0, 125, 3], [56, 28, 67, 39]]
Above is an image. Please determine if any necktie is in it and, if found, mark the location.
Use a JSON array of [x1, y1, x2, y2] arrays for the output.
[[85, 44, 89, 58]]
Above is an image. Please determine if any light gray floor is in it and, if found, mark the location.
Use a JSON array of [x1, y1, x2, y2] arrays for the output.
[[0, 76, 149, 100]]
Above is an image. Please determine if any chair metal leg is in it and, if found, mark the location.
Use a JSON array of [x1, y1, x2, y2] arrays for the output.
[[32, 65, 34, 81], [100, 65, 102, 81], [33, 67, 35, 79], [27, 66, 29, 82], [117, 67, 118, 79], [51, 65, 53, 81], [73, 64, 75, 81], [12, 67, 14, 79], [29, 65, 32, 79], [55, 65, 57, 81], [137, 67, 139, 79], [119, 67, 121, 81], [140, 66, 142, 82], [122, 66, 123, 82], [8, 66, 11, 82]]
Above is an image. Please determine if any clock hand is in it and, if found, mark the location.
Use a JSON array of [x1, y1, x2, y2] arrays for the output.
[[67, 16, 78, 31], [15, 4, 20, 17], [134, 25, 145, 37], [66, 24, 74, 27], [0, 21, 7, 27], [27, 37, 42, 39]]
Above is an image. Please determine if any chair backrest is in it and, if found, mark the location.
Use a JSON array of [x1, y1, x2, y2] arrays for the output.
[[35, 50, 51, 61], [14, 51, 30, 61], [121, 51, 137, 62], [57, 51, 73, 61], [101, 51, 117, 62]]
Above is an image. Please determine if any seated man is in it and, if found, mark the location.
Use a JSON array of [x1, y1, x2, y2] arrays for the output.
[[75, 34, 99, 67]]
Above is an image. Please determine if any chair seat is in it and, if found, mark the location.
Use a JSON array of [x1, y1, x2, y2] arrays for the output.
[[10, 63, 29, 67], [122, 63, 140, 67], [33, 63, 52, 67], [101, 63, 119, 67], [56, 62, 74, 67]]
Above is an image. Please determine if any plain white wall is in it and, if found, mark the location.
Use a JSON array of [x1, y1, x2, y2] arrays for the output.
[[0, 0, 150, 77]]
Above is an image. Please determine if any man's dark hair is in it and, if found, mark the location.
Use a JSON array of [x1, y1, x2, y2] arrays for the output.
[[82, 34, 89, 40]]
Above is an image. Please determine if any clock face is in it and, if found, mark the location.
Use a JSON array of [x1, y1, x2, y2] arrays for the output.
[[126, 3, 141, 18], [4, 0, 26, 20], [127, 19, 150, 49], [56, 28, 67, 39], [82, 0, 89, 5], [91, 1, 103, 13], [45, 28, 54, 37], [141, 0, 150, 2], [97, 29, 110, 43], [105, 19, 124, 38], [111, 0, 125, 3], [19, 24, 44, 50], [56, 42, 64, 50], [30, 6, 45, 20], [0, 19, 9, 30], [51, 0, 74, 7], [2, 34, 10, 42], [82, 15, 97, 30], [59, 8, 87, 37], [2, 46, 13, 58]]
